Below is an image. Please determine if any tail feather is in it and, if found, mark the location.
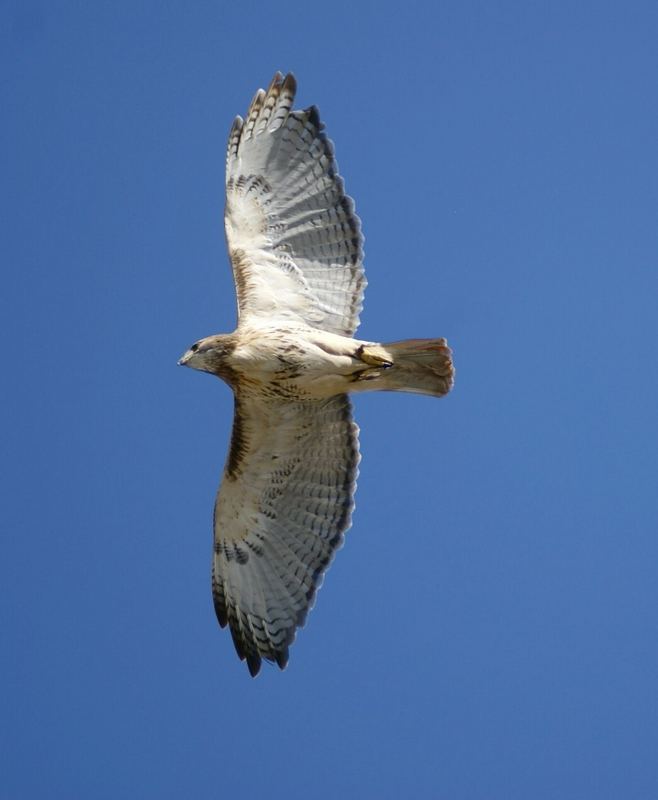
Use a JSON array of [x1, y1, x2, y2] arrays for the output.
[[356, 338, 454, 397]]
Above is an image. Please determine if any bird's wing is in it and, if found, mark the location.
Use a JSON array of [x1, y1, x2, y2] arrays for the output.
[[212, 391, 360, 675], [224, 72, 366, 337]]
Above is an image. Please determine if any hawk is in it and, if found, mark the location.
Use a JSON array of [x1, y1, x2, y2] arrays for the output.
[[179, 73, 454, 676]]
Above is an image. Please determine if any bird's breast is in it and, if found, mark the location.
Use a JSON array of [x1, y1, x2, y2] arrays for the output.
[[228, 327, 359, 400]]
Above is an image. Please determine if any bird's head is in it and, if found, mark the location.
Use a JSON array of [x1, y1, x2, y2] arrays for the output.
[[178, 334, 236, 379]]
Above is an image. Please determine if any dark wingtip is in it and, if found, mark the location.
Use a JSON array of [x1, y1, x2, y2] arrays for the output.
[[213, 596, 228, 628], [275, 647, 289, 671], [306, 104, 321, 129], [246, 653, 262, 677], [229, 626, 246, 661], [227, 619, 262, 676]]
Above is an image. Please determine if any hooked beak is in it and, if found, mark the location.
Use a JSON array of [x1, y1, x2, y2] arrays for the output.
[[178, 350, 193, 367]]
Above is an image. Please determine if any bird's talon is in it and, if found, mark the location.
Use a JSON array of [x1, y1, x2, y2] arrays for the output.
[[357, 344, 393, 368]]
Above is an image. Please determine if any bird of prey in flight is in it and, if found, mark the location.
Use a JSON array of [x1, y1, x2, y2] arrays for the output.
[[179, 72, 454, 676]]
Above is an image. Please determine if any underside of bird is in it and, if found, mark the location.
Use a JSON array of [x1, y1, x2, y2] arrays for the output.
[[181, 71, 456, 677]]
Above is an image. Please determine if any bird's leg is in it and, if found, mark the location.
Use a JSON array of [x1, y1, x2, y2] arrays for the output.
[[355, 344, 393, 368], [351, 344, 394, 383]]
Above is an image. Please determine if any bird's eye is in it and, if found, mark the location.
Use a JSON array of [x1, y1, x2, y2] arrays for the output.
[[191, 343, 199, 352]]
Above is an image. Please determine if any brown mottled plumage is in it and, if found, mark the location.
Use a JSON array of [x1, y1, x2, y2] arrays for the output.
[[179, 73, 454, 676]]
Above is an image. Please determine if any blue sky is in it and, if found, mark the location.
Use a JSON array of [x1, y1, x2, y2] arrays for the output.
[[3, 1, 658, 797]]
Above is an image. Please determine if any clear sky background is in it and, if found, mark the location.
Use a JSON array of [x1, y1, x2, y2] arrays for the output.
[[3, 1, 658, 797]]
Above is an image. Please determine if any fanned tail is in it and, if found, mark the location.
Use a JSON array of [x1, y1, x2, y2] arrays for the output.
[[356, 338, 454, 398]]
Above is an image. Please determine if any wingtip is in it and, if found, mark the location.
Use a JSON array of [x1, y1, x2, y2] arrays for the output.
[[248, 87, 266, 113], [213, 594, 228, 628], [275, 647, 289, 671], [306, 104, 321, 129], [246, 653, 262, 677], [267, 70, 284, 90], [282, 71, 297, 95], [267, 71, 297, 101]]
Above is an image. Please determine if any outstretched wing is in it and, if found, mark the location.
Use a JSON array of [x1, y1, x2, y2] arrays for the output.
[[224, 72, 366, 337], [212, 392, 360, 676]]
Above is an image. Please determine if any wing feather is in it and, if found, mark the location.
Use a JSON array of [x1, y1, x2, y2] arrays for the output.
[[212, 392, 360, 675], [225, 72, 366, 336]]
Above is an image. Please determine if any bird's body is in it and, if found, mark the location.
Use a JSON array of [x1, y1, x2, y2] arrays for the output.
[[180, 73, 454, 676], [183, 325, 453, 401]]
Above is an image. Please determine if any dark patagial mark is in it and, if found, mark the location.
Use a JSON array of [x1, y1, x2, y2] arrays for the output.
[[229, 247, 257, 313], [225, 396, 249, 480]]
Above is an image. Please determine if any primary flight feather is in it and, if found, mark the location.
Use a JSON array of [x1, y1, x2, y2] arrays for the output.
[[179, 72, 454, 676]]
